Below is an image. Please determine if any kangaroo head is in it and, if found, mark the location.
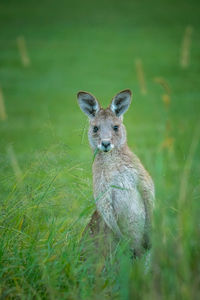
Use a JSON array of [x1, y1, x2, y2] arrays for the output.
[[77, 89, 132, 152]]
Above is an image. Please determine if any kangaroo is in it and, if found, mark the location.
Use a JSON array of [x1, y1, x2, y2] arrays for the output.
[[77, 89, 155, 256]]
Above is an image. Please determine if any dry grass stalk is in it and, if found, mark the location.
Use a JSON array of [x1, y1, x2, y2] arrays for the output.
[[7, 144, 22, 181], [135, 59, 147, 95], [154, 77, 171, 109], [17, 36, 31, 67], [180, 25, 193, 68], [0, 87, 7, 121]]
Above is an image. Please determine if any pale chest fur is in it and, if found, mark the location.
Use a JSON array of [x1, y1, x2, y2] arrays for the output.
[[92, 148, 146, 245], [93, 156, 138, 196]]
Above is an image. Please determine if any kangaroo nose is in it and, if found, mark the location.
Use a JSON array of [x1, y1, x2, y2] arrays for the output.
[[101, 140, 111, 149]]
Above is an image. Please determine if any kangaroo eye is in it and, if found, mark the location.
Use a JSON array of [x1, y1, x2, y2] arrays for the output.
[[93, 126, 99, 133], [113, 125, 119, 132]]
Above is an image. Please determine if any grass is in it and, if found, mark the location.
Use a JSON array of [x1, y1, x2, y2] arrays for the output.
[[0, 0, 200, 298]]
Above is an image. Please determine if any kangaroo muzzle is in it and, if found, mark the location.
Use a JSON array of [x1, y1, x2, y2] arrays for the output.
[[99, 140, 113, 152]]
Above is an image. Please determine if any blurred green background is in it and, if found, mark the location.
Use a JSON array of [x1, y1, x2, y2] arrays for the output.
[[0, 0, 200, 299]]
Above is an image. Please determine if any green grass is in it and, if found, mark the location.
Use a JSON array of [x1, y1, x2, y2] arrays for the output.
[[0, 0, 200, 298]]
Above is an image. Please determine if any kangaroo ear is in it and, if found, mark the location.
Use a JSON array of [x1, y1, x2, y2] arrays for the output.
[[110, 89, 132, 117], [77, 91, 100, 118]]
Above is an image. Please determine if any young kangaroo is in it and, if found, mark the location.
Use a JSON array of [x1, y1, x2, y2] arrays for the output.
[[77, 89, 155, 256]]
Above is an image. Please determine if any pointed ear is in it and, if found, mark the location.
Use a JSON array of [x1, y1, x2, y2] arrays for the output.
[[77, 91, 100, 118], [110, 89, 132, 117]]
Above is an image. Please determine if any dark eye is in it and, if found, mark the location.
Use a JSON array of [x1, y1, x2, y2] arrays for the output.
[[113, 125, 119, 132], [93, 126, 99, 133]]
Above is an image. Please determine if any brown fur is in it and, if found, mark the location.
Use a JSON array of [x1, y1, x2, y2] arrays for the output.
[[78, 90, 155, 256]]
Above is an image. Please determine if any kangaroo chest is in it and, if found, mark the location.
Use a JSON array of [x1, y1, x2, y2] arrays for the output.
[[93, 156, 145, 240], [93, 151, 138, 195], [93, 164, 136, 195]]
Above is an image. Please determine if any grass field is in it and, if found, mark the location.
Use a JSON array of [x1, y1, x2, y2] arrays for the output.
[[0, 0, 200, 299]]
